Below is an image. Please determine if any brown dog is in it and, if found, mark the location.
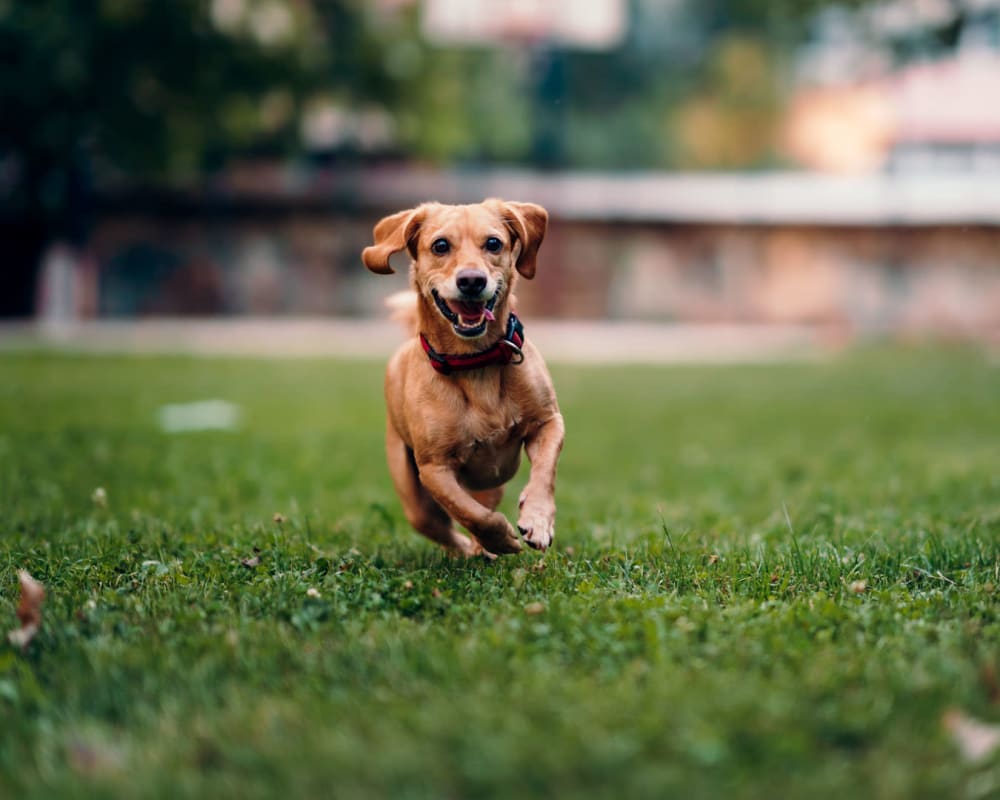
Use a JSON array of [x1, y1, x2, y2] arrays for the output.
[[362, 199, 564, 557]]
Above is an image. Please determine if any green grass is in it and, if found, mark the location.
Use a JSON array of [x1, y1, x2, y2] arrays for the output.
[[1, 348, 998, 799]]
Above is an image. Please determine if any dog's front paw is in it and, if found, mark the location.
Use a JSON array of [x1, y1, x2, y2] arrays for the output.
[[517, 498, 555, 551]]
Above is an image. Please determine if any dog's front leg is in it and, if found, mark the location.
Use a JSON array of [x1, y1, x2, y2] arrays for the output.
[[517, 413, 565, 550], [418, 463, 523, 555]]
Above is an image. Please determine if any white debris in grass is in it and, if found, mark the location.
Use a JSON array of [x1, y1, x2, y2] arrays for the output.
[[943, 709, 1000, 762], [158, 400, 242, 433]]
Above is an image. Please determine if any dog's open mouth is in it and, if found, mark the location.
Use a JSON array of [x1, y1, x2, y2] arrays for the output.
[[432, 289, 500, 338]]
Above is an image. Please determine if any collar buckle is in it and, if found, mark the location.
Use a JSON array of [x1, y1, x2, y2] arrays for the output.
[[501, 338, 524, 364]]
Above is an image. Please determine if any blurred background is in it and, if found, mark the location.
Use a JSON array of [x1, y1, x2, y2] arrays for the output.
[[3, 0, 1000, 348]]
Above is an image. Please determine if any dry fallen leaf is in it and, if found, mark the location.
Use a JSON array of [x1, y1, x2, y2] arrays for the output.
[[8, 570, 45, 650], [67, 737, 125, 777], [708, 554, 720, 565], [524, 601, 546, 615], [982, 663, 1000, 707], [943, 709, 1000, 762]]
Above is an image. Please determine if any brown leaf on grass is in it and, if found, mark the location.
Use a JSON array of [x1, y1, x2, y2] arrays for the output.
[[982, 663, 1000, 706], [8, 570, 45, 650], [942, 708, 1000, 762], [67, 738, 124, 777], [524, 601, 546, 615]]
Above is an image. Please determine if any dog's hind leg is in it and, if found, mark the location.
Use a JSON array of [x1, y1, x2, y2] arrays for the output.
[[386, 422, 485, 557]]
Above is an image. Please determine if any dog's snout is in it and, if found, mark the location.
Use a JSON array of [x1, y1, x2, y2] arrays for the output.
[[456, 269, 488, 297]]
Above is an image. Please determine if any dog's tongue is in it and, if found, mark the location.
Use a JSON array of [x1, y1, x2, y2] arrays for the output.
[[449, 300, 494, 324]]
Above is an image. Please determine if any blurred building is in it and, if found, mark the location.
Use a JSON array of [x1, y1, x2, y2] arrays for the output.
[[888, 49, 1000, 172], [787, 0, 1000, 173]]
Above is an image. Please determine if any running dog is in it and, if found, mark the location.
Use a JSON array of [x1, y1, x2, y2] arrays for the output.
[[362, 199, 564, 558]]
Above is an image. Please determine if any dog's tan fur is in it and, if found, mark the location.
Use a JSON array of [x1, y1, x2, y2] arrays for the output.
[[362, 199, 564, 557]]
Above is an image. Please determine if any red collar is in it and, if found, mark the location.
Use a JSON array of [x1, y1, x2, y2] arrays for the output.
[[420, 313, 525, 375]]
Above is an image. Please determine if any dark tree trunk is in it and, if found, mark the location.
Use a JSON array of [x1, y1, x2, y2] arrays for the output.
[[0, 219, 48, 317]]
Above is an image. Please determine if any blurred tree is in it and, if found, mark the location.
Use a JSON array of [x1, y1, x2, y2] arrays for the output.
[[672, 36, 782, 169], [0, 0, 330, 316], [556, 0, 885, 169]]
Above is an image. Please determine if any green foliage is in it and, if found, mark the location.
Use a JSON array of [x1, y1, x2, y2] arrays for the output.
[[0, 0, 897, 209], [0, 348, 998, 797], [0, 0, 326, 217]]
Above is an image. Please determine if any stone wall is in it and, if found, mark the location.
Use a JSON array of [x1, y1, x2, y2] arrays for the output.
[[77, 209, 1000, 340], [535, 222, 1000, 337]]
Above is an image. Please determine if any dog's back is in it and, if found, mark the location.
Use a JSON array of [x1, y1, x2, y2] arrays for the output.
[[385, 290, 419, 337]]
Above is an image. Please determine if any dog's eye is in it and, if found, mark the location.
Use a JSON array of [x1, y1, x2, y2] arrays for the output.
[[431, 238, 450, 255], [484, 236, 503, 253]]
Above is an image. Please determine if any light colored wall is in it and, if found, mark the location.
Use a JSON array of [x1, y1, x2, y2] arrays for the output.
[[83, 212, 1000, 338]]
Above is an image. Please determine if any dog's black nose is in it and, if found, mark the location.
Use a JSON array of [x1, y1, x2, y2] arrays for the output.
[[456, 270, 488, 297]]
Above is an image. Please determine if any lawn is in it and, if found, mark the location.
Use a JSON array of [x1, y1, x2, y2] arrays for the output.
[[1, 348, 998, 799]]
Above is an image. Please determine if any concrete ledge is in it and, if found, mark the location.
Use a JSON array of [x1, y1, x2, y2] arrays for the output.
[[0, 318, 831, 364], [357, 169, 1000, 227]]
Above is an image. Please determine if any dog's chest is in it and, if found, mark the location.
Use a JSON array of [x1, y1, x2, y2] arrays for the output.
[[453, 399, 525, 488], [460, 402, 522, 455]]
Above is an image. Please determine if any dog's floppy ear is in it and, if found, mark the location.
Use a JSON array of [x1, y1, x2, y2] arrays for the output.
[[361, 206, 427, 275], [500, 200, 548, 280]]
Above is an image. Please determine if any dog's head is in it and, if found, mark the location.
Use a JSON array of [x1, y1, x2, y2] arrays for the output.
[[362, 199, 548, 341]]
